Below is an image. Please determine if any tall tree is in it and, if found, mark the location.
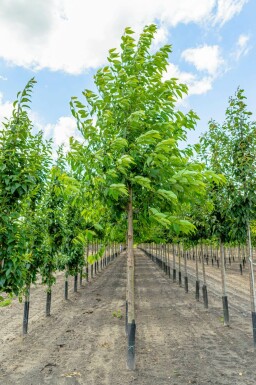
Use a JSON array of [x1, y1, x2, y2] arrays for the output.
[[0, 78, 52, 298], [200, 88, 256, 342], [70, 24, 222, 368]]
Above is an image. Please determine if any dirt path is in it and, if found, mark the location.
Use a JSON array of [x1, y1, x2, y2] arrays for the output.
[[163, 248, 253, 317], [135, 250, 255, 385], [0, 255, 128, 385], [0, 250, 256, 385]]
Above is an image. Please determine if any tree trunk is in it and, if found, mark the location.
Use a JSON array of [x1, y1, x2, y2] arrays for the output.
[[247, 223, 256, 347], [23, 284, 30, 335], [178, 243, 182, 286], [65, 270, 68, 300], [86, 244, 89, 281], [184, 245, 188, 293], [201, 242, 208, 308], [46, 287, 52, 316], [220, 240, 229, 326], [167, 244, 171, 278], [74, 273, 78, 292], [238, 244, 243, 275], [195, 245, 200, 301], [210, 244, 213, 266], [172, 244, 176, 282], [126, 186, 136, 370]]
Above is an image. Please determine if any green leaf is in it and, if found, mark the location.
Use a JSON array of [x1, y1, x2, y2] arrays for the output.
[[177, 219, 196, 234], [149, 208, 171, 227], [133, 176, 152, 189], [117, 155, 135, 169], [125, 27, 135, 35], [136, 130, 161, 145], [94, 223, 103, 231], [204, 170, 226, 185], [111, 138, 128, 150], [155, 138, 176, 153], [108, 184, 128, 200], [85, 230, 96, 241], [157, 189, 177, 202]]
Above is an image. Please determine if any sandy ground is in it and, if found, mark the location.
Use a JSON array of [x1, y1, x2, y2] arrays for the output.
[[0, 249, 255, 385]]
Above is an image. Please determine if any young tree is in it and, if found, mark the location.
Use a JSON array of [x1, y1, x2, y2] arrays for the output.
[[0, 78, 52, 299], [40, 149, 81, 316], [185, 199, 215, 307], [200, 88, 256, 342], [70, 24, 222, 368]]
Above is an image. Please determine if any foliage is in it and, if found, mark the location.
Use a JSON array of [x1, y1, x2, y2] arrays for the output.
[[70, 24, 216, 240], [0, 298, 12, 307], [112, 309, 123, 319], [200, 88, 256, 243], [0, 78, 52, 295]]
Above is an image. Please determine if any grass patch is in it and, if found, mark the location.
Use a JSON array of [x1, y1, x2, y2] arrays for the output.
[[112, 310, 123, 319], [0, 299, 12, 307]]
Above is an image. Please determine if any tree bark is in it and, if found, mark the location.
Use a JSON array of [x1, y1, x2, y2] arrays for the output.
[[247, 223, 256, 347], [201, 242, 208, 308], [178, 243, 182, 286], [126, 186, 136, 370], [74, 273, 78, 292], [195, 245, 200, 301], [184, 245, 188, 293], [23, 285, 30, 335], [46, 287, 52, 316], [65, 270, 68, 300], [172, 244, 176, 282], [220, 240, 229, 326]]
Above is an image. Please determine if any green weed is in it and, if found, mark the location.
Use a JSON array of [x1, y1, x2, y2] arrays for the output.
[[0, 299, 12, 307], [112, 310, 123, 319]]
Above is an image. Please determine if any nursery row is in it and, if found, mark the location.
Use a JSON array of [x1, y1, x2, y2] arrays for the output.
[[140, 243, 256, 343], [8, 243, 123, 335]]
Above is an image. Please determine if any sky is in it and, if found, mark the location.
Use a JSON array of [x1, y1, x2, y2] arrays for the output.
[[0, 0, 255, 151]]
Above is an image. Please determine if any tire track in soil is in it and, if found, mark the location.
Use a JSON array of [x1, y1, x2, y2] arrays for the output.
[[135, 250, 256, 385]]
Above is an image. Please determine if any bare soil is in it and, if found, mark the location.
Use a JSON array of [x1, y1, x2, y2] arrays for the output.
[[0, 249, 255, 385]]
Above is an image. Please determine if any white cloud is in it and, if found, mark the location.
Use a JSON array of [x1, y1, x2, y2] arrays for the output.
[[163, 63, 213, 96], [188, 76, 213, 95], [44, 116, 80, 150], [234, 34, 251, 59], [213, 0, 248, 26], [0, 0, 55, 38], [181, 45, 224, 76], [238, 34, 249, 47], [0, 93, 13, 124], [151, 26, 169, 52], [159, 0, 216, 26], [0, 92, 79, 152], [0, 0, 247, 74], [0, 75, 7, 81], [0, 91, 79, 153]]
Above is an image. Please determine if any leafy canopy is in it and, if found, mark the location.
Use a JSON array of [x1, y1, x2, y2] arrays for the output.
[[70, 24, 223, 239], [200, 88, 256, 242]]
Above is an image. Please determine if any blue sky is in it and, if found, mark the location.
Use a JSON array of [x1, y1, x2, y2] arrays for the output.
[[0, 0, 254, 150]]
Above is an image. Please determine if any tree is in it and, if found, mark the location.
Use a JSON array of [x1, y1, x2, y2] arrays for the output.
[[40, 148, 81, 316], [70, 24, 222, 368], [200, 88, 256, 342], [0, 78, 52, 299]]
